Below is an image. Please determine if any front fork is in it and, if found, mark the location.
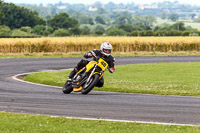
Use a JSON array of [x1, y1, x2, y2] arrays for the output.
[[86, 64, 97, 83]]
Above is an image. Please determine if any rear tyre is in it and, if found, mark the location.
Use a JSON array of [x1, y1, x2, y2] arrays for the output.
[[81, 74, 100, 95], [63, 80, 73, 94]]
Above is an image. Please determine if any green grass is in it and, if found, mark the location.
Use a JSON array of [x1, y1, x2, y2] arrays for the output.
[[0, 112, 200, 133], [24, 62, 200, 96]]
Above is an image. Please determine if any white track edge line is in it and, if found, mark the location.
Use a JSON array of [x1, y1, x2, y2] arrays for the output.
[[1, 111, 196, 126], [11, 70, 197, 126], [12, 69, 73, 89], [50, 115, 196, 126]]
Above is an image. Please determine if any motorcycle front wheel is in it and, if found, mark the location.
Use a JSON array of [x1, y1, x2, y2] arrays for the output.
[[63, 80, 73, 94], [81, 74, 100, 94]]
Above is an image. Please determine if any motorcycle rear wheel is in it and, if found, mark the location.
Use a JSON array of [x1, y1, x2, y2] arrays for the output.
[[81, 74, 100, 94]]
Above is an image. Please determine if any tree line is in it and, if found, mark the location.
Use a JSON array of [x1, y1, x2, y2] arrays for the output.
[[0, 0, 199, 37], [0, 1, 80, 37]]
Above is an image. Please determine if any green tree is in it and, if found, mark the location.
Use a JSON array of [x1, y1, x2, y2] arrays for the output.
[[156, 31, 169, 36], [33, 24, 53, 36], [33, 25, 46, 35], [0, 2, 45, 29], [78, 16, 94, 25], [43, 26, 53, 36], [79, 15, 90, 24], [81, 26, 91, 35], [69, 26, 82, 35], [114, 15, 131, 25], [132, 15, 156, 27], [144, 15, 157, 26], [89, 18, 94, 25], [171, 22, 186, 31], [182, 31, 191, 36], [106, 27, 126, 36], [118, 24, 134, 32], [0, 25, 11, 36], [20, 26, 32, 33], [49, 12, 79, 30], [94, 24, 105, 32], [95, 30, 103, 36], [95, 16, 106, 25], [53, 29, 70, 36], [129, 31, 140, 36], [132, 15, 145, 25], [50, 6, 57, 16], [143, 30, 155, 36], [168, 13, 179, 22], [11, 29, 31, 37], [0, 0, 3, 21], [168, 30, 181, 36], [154, 23, 172, 31], [95, 8, 107, 14]]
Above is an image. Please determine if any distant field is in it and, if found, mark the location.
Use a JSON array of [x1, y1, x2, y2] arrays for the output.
[[156, 18, 200, 30], [184, 22, 200, 30]]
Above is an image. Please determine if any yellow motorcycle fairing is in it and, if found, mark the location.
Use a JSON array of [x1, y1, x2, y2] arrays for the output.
[[86, 61, 96, 72], [86, 58, 108, 72]]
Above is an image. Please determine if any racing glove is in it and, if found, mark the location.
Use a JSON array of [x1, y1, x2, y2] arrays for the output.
[[109, 67, 115, 73], [84, 52, 92, 58]]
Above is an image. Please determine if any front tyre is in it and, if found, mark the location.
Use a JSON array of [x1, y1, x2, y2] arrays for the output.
[[63, 80, 73, 94], [81, 74, 100, 95]]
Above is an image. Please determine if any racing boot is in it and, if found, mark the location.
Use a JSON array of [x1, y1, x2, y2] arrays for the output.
[[68, 68, 78, 81]]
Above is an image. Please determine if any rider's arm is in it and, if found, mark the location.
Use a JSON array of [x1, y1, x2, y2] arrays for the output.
[[84, 49, 98, 58], [108, 57, 115, 73]]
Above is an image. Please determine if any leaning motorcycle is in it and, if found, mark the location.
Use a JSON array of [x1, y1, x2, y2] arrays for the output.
[[63, 52, 108, 94]]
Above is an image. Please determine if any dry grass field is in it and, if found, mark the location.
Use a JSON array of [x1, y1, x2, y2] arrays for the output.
[[0, 37, 200, 54]]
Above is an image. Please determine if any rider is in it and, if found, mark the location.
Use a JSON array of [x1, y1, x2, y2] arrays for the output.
[[67, 42, 115, 87]]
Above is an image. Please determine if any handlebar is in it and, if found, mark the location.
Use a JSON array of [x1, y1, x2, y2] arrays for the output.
[[91, 51, 99, 61]]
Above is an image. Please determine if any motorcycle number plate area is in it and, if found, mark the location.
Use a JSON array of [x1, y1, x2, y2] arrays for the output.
[[98, 58, 108, 71]]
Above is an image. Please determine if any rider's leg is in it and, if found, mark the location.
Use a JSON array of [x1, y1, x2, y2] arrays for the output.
[[68, 59, 89, 79], [68, 68, 78, 79]]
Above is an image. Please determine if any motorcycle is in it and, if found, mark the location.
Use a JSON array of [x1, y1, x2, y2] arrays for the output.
[[63, 51, 108, 94]]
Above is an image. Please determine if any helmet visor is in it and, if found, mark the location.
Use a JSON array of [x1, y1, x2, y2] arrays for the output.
[[103, 49, 111, 54]]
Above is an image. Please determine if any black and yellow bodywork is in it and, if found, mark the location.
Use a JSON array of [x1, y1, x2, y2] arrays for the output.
[[72, 58, 108, 92]]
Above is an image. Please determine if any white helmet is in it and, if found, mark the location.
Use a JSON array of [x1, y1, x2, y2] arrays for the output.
[[100, 42, 112, 56]]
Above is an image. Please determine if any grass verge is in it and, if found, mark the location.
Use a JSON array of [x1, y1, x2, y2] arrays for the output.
[[23, 62, 200, 96], [0, 112, 200, 133], [1, 51, 200, 59]]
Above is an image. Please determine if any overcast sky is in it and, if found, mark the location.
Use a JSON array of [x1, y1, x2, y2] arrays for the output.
[[3, 0, 200, 6]]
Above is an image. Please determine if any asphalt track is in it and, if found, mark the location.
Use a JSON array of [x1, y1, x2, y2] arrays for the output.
[[1, 56, 200, 125]]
